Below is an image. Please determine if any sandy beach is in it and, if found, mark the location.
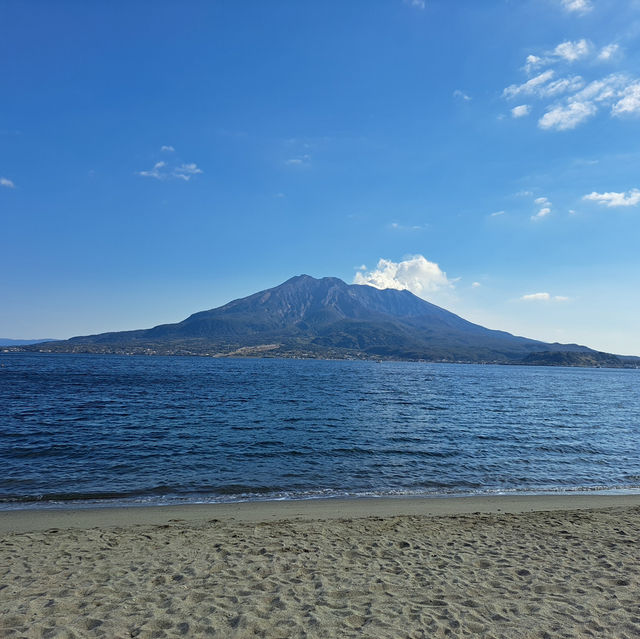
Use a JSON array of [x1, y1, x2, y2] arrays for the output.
[[2, 495, 640, 638]]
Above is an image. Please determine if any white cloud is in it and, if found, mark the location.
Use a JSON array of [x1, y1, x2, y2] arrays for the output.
[[353, 255, 453, 297], [598, 44, 619, 61], [560, 0, 593, 13], [521, 292, 569, 301], [471, 282, 481, 288], [0, 177, 15, 188], [542, 75, 585, 97], [161, 145, 175, 152], [538, 100, 597, 130], [554, 39, 591, 62], [505, 73, 583, 100], [522, 292, 551, 301], [285, 154, 311, 166], [532, 207, 551, 221], [583, 188, 640, 207], [138, 151, 203, 181], [575, 73, 628, 102], [453, 89, 471, 101], [389, 221, 427, 231], [612, 82, 640, 116], [503, 70, 555, 99], [404, 0, 425, 8], [138, 161, 167, 179], [173, 163, 203, 181], [525, 55, 543, 75], [504, 39, 640, 131], [511, 104, 531, 118], [490, 210, 506, 217], [531, 196, 552, 220]]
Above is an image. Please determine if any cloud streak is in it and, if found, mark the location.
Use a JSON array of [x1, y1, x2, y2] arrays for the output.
[[521, 292, 569, 301], [0, 177, 15, 188]]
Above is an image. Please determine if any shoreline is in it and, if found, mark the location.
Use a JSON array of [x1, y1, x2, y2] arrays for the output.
[[3, 492, 640, 534], [3, 493, 640, 637]]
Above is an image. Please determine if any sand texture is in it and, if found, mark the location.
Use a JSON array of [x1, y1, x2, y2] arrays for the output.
[[2, 501, 640, 638]]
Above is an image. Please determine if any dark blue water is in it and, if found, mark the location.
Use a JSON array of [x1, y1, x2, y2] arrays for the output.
[[1, 352, 639, 509]]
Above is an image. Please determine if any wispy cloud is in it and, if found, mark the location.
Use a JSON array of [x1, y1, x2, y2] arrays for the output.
[[504, 71, 585, 101], [453, 89, 471, 101], [598, 44, 619, 62], [560, 0, 593, 13], [511, 105, 531, 118], [138, 161, 167, 179], [539, 100, 596, 130], [389, 221, 428, 231], [532, 207, 551, 221], [138, 149, 203, 182], [354, 255, 454, 297], [554, 39, 591, 62], [490, 210, 506, 217], [404, 0, 425, 9], [173, 163, 203, 181], [531, 196, 552, 221], [502, 36, 639, 131], [285, 154, 311, 167], [160, 145, 175, 152], [611, 82, 640, 116], [525, 55, 543, 75], [521, 292, 569, 301], [583, 188, 640, 207], [503, 70, 555, 99], [0, 177, 15, 188]]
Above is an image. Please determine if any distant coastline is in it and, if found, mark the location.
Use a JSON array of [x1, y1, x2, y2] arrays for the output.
[[0, 338, 56, 346], [6, 344, 639, 368]]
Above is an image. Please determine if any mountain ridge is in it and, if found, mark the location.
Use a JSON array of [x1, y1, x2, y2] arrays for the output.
[[13, 275, 639, 367]]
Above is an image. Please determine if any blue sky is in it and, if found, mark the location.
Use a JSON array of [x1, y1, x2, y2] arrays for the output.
[[2, 0, 640, 355]]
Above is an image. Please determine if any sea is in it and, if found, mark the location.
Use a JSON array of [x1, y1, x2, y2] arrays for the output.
[[2, 352, 639, 510]]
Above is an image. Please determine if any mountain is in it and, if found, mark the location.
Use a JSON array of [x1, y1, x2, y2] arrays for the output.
[[17, 275, 639, 366]]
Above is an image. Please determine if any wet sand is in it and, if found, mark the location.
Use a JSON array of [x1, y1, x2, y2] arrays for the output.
[[2, 494, 640, 638]]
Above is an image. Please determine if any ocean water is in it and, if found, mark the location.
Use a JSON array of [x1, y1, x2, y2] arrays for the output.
[[1, 352, 639, 509]]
